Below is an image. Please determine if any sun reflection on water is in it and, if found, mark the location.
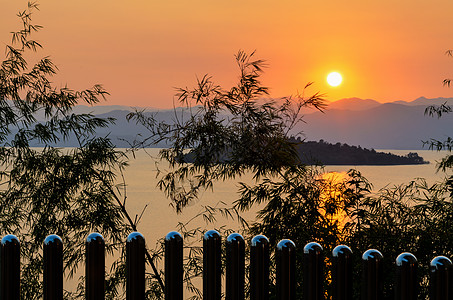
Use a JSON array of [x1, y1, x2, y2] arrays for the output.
[[319, 171, 352, 233]]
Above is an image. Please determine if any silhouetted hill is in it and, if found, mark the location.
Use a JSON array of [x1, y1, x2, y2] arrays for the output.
[[392, 97, 453, 107], [296, 140, 427, 165], [182, 139, 427, 165], [21, 97, 453, 149], [25, 108, 176, 147], [328, 98, 381, 111], [301, 100, 453, 149]]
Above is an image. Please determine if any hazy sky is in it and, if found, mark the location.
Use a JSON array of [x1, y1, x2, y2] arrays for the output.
[[2, 0, 453, 108]]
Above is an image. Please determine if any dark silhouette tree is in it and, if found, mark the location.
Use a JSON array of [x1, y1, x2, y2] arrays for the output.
[[128, 48, 453, 299], [0, 3, 165, 299]]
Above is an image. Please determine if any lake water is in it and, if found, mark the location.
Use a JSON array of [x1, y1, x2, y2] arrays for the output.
[[66, 148, 451, 294], [121, 149, 451, 247]]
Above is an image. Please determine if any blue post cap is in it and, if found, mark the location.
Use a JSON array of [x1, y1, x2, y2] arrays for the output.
[[332, 245, 352, 257], [277, 239, 296, 251], [251, 235, 269, 247], [86, 232, 104, 243], [396, 252, 417, 267], [362, 249, 383, 261], [226, 233, 244, 244], [430, 256, 452, 271], [165, 231, 183, 242], [44, 234, 63, 246], [304, 242, 323, 254], [204, 230, 221, 240], [1, 234, 19, 245], [127, 232, 145, 243]]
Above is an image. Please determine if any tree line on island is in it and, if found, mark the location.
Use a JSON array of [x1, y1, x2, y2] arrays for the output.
[[294, 138, 428, 165], [183, 138, 428, 166]]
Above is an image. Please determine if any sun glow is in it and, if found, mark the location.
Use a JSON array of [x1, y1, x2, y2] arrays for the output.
[[327, 72, 343, 87], [319, 172, 351, 232]]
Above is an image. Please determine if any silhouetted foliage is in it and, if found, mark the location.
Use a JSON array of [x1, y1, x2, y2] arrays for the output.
[[128, 50, 327, 213], [443, 49, 453, 87], [130, 49, 453, 300], [4, 4, 452, 299], [0, 4, 166, 299], [129, 50, 331, 298]]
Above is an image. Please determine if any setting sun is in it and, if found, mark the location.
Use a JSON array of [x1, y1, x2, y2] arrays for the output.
[[327, 72, 343, 87]]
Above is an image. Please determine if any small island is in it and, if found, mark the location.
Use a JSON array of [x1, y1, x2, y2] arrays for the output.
[[296, 139, 428, 165], [183, 139, 428, 166]]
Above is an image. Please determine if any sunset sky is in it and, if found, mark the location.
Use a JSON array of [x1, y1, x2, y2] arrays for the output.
[[2, 0, 453, 108]]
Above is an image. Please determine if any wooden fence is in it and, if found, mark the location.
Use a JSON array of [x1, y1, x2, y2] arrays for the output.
[[0, 230, 451, 299]]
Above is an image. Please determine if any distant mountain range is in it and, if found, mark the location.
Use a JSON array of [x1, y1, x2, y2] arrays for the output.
[[326, 96, 452, 111], [301, 97, 453, 149], [27, 97, 453, 150]]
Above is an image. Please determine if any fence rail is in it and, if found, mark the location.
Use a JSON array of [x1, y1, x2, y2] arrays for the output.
[[0, 231, 451, 299]]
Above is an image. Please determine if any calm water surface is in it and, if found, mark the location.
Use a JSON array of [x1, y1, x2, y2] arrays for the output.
[[67, 148, 451, 293], [122, 149, 451, 246], [326, 149, 451, 190]]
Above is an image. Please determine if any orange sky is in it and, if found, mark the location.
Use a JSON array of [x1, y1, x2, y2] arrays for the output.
[[2, 0, 453, 108]]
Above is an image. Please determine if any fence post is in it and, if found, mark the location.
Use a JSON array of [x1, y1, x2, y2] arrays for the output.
[[0, 235, 20, 300], [250, 235, 270, 300], [361, 249, 383, 300], [127, 232, 145, 300], [203, 230, 221, 300], [226, 233, 245, 300], [395, 252, 417, 300], [276, 239, 296, 300], [430, 256, 452, 300], [332, 245, 353, 300], [165, 231, 183, 300], [86, 232, 105, 300], [303, 242, 324, 300], [43, 234, 63, 300]]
